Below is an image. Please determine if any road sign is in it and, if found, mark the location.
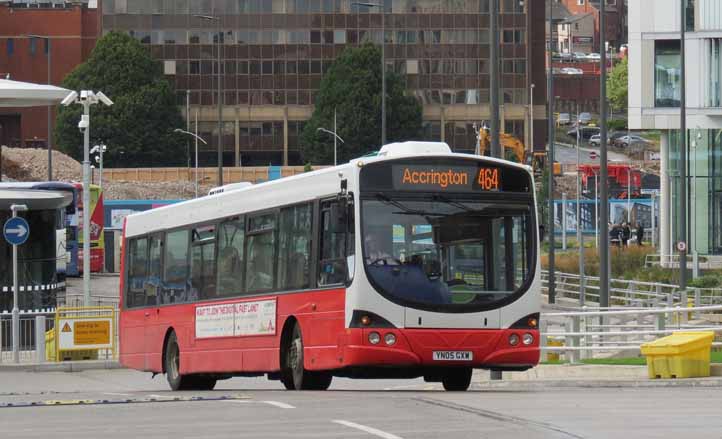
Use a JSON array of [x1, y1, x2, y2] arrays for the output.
[[589, 151, 598, 160], [677, 241, 687, 252], [3, 216, 29, 246]]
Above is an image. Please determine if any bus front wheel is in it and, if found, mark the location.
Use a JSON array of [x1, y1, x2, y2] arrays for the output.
[[442, 368, 472, 391], [283, 324, 332, 391]]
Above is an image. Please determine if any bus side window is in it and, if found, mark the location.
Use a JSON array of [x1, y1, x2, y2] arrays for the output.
[[217, 217, 245, 297], [191, 225, 216, 300], [318, 200, 347, 286], [278, 204, 311, 291], [127, 237, 148, 308], [162, 229, 190, 304], [146, 235, 162, 306], [245, 213, 277, 293]]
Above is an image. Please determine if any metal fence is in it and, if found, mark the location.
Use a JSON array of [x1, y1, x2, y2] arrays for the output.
[[0, 308, 118, 364], [541, 270, 722, 308], [541, 304, 722, 362], [59, 294, 120, 308]]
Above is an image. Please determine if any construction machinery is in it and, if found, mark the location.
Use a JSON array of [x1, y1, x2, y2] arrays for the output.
[[477, 128, 526, 163]]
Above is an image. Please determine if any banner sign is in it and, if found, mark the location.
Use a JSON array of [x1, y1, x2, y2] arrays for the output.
[[195, 299, 277, 339]]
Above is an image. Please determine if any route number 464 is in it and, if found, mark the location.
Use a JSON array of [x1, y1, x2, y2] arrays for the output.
[[477, 168, 500, 191]]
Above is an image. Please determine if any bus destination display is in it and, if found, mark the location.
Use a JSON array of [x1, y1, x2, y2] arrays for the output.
[[392, 165, 501, 192]]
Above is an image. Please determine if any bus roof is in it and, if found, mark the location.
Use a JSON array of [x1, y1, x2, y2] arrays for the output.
[[125, 146, 531, 238]]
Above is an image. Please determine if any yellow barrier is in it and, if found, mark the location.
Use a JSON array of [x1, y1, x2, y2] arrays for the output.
[[546, 337, 564, 362], [641, 331, 714, 379], [52, 307, 116, 362]]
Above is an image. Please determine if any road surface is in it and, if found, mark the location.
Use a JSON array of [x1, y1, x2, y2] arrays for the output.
[[0, 369, 720, 438]]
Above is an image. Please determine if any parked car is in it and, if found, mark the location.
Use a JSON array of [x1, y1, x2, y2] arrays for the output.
[[560, 67, 584, 75], [573, 52, 587, 60], [558, 113, 571, 125], [586, 53, 601, 61], [589, 134, 601, 147], [615, 135, 652, 148], [608, 131, 627, 144], [567, 126, 600, 140]]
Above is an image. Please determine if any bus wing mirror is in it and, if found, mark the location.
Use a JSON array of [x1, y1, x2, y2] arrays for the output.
[[538, 224, 546, 242]]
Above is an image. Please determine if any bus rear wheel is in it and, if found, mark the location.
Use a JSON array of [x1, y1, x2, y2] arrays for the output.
[[284, 324, 332, 391], [442, 368, 472, 391]]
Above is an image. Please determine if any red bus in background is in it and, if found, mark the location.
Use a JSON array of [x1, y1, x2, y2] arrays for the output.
[[74, 183, 105, 273], [119, 142, 541, 392]]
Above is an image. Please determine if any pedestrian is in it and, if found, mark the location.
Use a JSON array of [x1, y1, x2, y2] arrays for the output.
[[622, 222, 631, 248], [636, 222, 644, 246]]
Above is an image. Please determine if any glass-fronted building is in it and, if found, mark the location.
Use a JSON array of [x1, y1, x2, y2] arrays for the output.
[[100, 0, 547, 165], [630, 0, 722, 257]]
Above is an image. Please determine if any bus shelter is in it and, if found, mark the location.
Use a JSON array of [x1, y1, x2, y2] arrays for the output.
[[0, 189, 73, 312]]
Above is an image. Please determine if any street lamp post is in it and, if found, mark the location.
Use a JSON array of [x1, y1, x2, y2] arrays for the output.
[[352, 2, 385, 145], [530, 83, 535, 161], [61, 90, 114, 306], [317, 122, 345, 167], [27, 35, 53, 181], [195, 13, 223, 186], [576, 107, 585, 305], [547, 0, 557, 304], [10, 203, 28, 363], [174, 126, 208, 198]]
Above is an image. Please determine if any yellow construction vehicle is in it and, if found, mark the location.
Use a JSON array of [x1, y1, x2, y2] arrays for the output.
[[477, 129, 526, 163]]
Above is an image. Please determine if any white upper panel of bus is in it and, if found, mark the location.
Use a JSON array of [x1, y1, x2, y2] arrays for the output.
[[124, 143, 531, 238]]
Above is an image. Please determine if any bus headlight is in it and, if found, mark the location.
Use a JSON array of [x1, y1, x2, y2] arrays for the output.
[[384, 333, 396, 346], [522, 333, 534, 346], [368, 332, 381, 345], [508, 334, 520, 346]]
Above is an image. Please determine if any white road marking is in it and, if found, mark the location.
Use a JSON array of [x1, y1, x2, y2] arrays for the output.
[[148, 394, 174, 399], [333, 420, 404, 439], [262, 400, 296, 409], [103, 393, 131, 397]]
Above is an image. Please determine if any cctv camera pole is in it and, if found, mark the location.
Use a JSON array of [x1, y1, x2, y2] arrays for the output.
[[82, 96, 91, 307]]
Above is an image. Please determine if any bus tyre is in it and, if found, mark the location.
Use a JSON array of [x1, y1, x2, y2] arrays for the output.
[[285, 324, 332, 391], [165, 331, 192, 391], [442, 368, 472, 391]]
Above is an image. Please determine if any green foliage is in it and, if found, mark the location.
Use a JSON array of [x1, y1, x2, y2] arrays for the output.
[[300, 42, 423, 164], [55, 32, 185, 167], [688, 275, 721, 288], [607, 119, 627, 132], [303, 162, 313, 173], [607, 57, 628, 114]]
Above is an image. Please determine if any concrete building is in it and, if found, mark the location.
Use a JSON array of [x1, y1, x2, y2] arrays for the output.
[[629, 0, 722, 258], [0, 0, 100, 148], [100, 0, 548, 166]]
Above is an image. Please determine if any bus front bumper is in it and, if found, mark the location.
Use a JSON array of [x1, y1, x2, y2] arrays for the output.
[[340, 328, 540, 370]]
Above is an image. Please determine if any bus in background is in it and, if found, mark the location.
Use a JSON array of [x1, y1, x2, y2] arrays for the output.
[[71, 183, 104, 274], [0, 186, 74, 311], [0, 182, 78, 283], [119, 142, 540, 392]]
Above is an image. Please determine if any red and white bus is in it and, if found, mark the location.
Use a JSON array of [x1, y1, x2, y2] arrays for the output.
[[119, 142, 540, 391]]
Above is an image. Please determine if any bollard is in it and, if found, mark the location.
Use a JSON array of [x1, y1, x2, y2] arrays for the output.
[[35, 316, 46, 363], [570, 316, 581, 364]]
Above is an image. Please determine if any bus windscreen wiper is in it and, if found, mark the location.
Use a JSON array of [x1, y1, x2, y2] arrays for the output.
[[374, 193, 447, 217]]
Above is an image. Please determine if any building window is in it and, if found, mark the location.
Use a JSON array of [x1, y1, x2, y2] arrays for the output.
[[655, 40, 681, 108], [6, 38, 13, 56], [707, 39, 722, 108]]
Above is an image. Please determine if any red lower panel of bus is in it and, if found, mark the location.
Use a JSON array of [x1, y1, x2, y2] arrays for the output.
[[120, 288, 538, 375], [340, 328, 539, 369]]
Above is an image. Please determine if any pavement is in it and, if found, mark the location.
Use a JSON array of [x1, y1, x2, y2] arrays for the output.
[[1, 368, 722, 438]]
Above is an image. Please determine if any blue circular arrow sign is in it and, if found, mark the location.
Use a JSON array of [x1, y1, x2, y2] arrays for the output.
[[3, 217, 30, 246]]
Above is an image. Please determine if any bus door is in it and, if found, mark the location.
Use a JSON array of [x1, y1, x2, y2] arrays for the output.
[[143, 234, 163, 369]]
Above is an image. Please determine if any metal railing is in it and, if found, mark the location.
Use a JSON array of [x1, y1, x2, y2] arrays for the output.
[[541, 270, 722, 308], [0, 308, 118, 364], [541, 304, 722, 362], [59, 294, 120, 308]]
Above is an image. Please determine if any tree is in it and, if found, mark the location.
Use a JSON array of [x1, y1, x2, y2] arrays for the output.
[[607, 57, 628, 114], [55, 32, 185, 167], [300, 42, 422, 164]]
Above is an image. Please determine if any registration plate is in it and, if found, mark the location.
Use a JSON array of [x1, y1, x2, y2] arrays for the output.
[[432, 351, 473, 361]]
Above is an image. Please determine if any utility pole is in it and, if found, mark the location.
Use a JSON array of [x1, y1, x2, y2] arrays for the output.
[[490, 0, 501, 158], [547, 0, 556, 304], [599, 0, 610, 308], [679, 0, 688, 291]]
